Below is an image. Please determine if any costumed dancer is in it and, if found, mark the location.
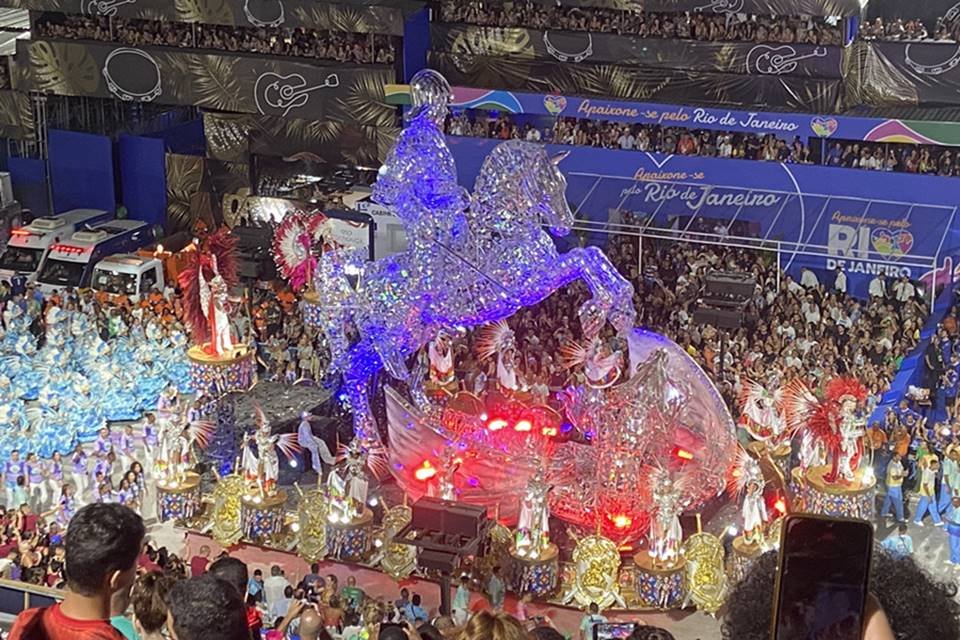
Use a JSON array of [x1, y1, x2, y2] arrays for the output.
[[946, 491, 960, 565], [140, 412, 160, 470], [157, 418, 213, 487], [93, 426, 114, 461], [54, 483, 77, 528], [516, 464, 552, 559], [117, 424, 137, 472], [914, 454, 943, 526], [784, 377, 868, 484], [297, 412, 336, 478], [241, 406, 299, 498], [156, 384, 181, 424], [70, 444, 88, 501], [47, 452, 64, 509], [880, 452, 906, 523], [25, 453, 47, 511], [560, 336, 623, 389], [326, 438, 386, 523], [737, 377, 790, 449], [648, 468, 684, 567], [426, 330, 458, 394], [475, 321, 524, 395], [730, 448, 769, 546], [177, 230, 241, 359], [3, 450, 26, 508]]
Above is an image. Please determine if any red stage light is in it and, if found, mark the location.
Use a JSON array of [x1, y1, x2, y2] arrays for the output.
[[414, 461, 436, 481], [541, 426, 558, 437], [514, 419, 532, 432], [674, 448, 694, 460], [487, 418, 508, 431], [610, 514, 632, 529], [774, 499, 786, 514]]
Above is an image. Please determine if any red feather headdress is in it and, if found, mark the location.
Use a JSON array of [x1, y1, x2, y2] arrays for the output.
[[177, 228, 239, 346]]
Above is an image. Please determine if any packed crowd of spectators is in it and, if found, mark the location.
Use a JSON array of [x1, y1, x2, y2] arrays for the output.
[[825, 140, 960, 177], [438, 0, 843, 45], [446, 110, 815, 164], [609, 224, 927, 410], [34, 14, 396, 66], [859, 16, 960, 42], [452, 224, 927, 418], [447, 109, 960, 178]]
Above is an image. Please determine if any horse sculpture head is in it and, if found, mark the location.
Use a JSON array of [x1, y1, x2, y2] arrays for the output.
[[475, 142, 574, 237]]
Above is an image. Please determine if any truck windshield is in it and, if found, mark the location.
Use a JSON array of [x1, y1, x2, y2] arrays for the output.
[[0, 247, 43, 273], [37, 258, 85, 287], [91, 269, 138, 295]]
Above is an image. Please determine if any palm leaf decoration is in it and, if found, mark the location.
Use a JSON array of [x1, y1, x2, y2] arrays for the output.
[[175, 0, 234, 25], [327, 6, 372, 34], [166, 154, 205, 233], [569, 63, 670, 100], [187, 54, 245, 112], [274, 114, 343, 146], [28, 40, 99, 96], [334, 71, 395, 128]]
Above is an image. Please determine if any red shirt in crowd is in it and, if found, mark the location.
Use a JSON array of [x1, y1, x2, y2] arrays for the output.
[[189, 554, 208, 577], [9, 602, 124, 639]]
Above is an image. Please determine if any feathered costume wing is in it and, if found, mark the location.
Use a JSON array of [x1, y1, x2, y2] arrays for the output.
[[783, 377, 867, 456], [336, 439, 390, 480], [737, 378, 785, 441], [474, 320, 515, 361], [177, 229, 239, 347], [271, 211, 329, 291], [727, 446, 765, 497], [186, 420, 215, 449]]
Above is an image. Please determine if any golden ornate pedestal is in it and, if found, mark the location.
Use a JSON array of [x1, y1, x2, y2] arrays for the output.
[[157, 472, 203, 525], [379, 504, 415, 580], [799, 465, 876, 520], [297, 488, 329, 563], [729, 534, 764, 584], [510, 543, 560, 598], [326, 507, 374, 561], [632, 552, 686, 610], [210, 474, 245, 547], [241, 489, 287, 543]]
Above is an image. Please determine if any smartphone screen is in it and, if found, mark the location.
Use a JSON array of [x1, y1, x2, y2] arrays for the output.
[[772, 515, 874, 640], [594, 623, 638, 640]]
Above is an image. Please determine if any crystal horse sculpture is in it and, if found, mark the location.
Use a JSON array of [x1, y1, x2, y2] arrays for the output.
[[315, 70, 636, 442]]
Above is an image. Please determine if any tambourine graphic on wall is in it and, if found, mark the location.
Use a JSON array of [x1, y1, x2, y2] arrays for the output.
[[543, 32, 593, 63], [244, 0, 285, 28], [102, 48, 162, 102]]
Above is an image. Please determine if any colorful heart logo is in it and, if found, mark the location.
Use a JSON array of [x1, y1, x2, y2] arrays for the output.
[[810, 116, 838, 137], [871, 228, 913, 257], [543, 94, 567, 115]]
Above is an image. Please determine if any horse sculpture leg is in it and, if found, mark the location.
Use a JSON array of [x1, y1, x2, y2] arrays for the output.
[[550, 246, 637, 337], [342, 343, 383, 442]]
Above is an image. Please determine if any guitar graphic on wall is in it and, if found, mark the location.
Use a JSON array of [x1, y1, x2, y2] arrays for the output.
[[82, 0, 137, 16], [254, 72, 340, 117], [746, 45, 828, 75], [694, 0, 745, 14]]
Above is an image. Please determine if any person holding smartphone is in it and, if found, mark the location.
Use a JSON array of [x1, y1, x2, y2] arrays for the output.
[[579, 603, 607, 640]]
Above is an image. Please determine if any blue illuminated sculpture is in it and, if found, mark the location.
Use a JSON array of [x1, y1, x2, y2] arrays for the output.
[[313, 70, 636, 442]]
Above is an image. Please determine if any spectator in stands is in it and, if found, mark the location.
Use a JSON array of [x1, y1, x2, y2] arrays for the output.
[[188, 545, 210, 577], [208, 555, 262, 637], [340, 574, 365, 610], [458, 611, 529, 640], [8, 503, 145, 640], [723, 550, 960, 638], [403, 593, 428, 623], [130, 571, 175, 640], [440, 1, 842, 45], [166, 575, 249, 640], [263, 565, 291, 609]]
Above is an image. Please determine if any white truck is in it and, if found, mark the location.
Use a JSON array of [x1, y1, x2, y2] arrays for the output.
[[36, 219, 155, 294], [0, 208, 112, 286], [89, 253, 165, 303]]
